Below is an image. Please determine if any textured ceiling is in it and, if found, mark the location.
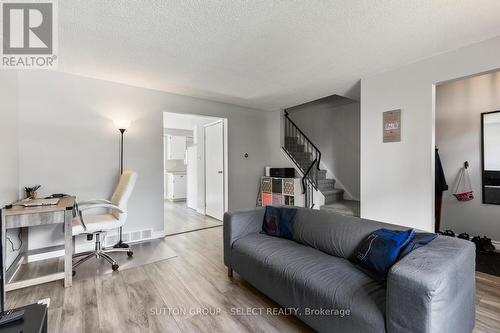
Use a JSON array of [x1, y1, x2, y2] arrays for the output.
[[58, 1, 500, 111]]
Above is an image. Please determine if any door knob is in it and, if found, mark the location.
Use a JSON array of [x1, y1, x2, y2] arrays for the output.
[[218, 171, 223, 174]]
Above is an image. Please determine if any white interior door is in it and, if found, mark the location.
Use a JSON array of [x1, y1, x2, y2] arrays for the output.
[[205, 121, 224, 220], [186, 146, 197, 210]]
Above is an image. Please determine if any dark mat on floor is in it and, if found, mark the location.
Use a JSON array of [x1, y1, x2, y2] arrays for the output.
[[476, 251, 500, 277]]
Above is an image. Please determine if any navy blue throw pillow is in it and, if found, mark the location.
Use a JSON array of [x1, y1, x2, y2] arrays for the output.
[[353, 228, 415, 281], [262, 206, 297, 240], [398, 232, 437, 260]]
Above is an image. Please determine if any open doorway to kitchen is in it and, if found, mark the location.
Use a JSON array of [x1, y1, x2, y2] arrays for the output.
[[163, 112, 228, 235]]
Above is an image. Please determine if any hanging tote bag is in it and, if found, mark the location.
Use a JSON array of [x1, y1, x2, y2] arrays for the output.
[[453, 164, 474, 201]]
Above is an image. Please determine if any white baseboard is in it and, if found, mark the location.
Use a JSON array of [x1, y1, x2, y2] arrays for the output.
[[27, 229, 166, 263], [152, 230, 165, 239]]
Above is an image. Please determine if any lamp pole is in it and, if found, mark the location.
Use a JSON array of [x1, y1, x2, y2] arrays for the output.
[[114, 127, 129, 248], [119, 128, 125, 174]]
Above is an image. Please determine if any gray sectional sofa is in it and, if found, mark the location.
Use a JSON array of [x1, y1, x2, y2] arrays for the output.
[[223, 207, 476, 333]]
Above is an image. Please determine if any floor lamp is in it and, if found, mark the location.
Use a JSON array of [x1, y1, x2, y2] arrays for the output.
[[113, 119, 131, 249]]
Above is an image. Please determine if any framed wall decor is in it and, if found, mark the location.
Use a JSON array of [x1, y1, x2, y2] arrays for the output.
[[383, 109, 401, 143]]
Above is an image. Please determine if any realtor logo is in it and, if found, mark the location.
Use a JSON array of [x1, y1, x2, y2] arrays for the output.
[[1, 0, 57, 68]]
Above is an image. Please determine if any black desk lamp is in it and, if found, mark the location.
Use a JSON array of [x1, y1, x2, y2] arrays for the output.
[[113, 119, 131, 249]]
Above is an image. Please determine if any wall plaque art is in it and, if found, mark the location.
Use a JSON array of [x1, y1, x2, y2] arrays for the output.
[[383, 109, 401, 143]]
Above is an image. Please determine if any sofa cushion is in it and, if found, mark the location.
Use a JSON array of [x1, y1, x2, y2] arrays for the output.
[[231, 233, 387, 333], [293, 207, 408, 259]]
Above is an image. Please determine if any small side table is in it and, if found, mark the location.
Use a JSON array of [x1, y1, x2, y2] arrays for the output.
[[0, 304, 47, 333]]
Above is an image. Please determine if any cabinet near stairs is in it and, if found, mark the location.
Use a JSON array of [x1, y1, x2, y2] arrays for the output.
[[260, 176, 304, 207]]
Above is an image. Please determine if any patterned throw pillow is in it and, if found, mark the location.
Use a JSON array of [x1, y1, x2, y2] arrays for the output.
[[352, 228, 415, 281], [261, 206, 297, 240]]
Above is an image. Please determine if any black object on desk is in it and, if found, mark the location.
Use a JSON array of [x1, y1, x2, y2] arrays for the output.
[[0, 309, 24, 326], [0, 304, 47, 333], [45, 193, 70, 199]]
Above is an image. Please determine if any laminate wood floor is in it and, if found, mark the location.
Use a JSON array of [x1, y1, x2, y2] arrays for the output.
[[6, 227, 500, 333], [164, 200, 222, 236], [475, 272, 500, 333]]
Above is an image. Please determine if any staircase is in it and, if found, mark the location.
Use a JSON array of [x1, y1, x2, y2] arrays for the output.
[[283, 111, 359, 215], [284, 135, 344, 204]]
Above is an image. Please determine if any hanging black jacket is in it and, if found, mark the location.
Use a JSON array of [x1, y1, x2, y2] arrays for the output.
[[435, 148, 449, 192]]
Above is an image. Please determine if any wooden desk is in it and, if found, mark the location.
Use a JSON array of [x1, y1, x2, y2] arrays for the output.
[[0, 197, 75, 298]]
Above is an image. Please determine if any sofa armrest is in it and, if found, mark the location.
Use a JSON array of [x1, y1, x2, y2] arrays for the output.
[[223, 207, 265, 268], [386, 236, 475, 333]]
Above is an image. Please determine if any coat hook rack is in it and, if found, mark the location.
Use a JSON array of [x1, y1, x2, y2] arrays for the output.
[[464, 161, 469, 169]]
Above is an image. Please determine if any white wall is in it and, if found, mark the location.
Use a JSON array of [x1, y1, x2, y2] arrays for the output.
[[0, 72, 18, 203], [265, 110, 296, 170], [436, 71, 500, 241], [288, 100, 360, 200], [361, 36, 500, 232], [16, 71, 282, 249], [0, 72, 21, 267]]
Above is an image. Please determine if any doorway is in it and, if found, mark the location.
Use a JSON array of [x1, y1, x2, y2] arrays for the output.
[[163, 112, 227, 236]]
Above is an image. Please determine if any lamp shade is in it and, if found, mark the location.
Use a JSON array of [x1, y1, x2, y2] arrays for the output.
[[113, 119, 131, 130]]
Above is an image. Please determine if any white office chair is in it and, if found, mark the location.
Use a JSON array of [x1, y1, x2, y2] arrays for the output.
[[72, 170, 138, 273]]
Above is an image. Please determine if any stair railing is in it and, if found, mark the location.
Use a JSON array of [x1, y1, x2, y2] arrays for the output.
[[282, 110, 322, 200]]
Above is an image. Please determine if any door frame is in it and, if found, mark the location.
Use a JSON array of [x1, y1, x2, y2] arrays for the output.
[[186, 145, 198, 210], [203, 119, 228, 219]]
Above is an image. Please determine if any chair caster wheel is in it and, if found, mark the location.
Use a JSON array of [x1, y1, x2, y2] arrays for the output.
[[127, 251, 133, 257], [72, 270, 76, 277], [112, 264, 119, 271]]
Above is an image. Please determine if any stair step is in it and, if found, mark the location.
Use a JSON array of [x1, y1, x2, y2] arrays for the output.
[[291, 152, 312, 159], [322, 189, 344, 204], [294, 170, 328, 183], [321, 200, 360, 217], [296, 158, 314, 166], [318, 179, 336, 191], [295, 160, 315, 168], [293, 159, 314, 167], [317, 170, 327, 180], [300, 166, 319, 175], [318, 178, 335, 186], [285, 144, 305, 153]]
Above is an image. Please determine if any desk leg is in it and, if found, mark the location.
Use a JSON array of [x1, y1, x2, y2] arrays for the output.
[[42, 308, 48, 333], [64, 210, 72, 288], [1, 210, 6, 309]]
